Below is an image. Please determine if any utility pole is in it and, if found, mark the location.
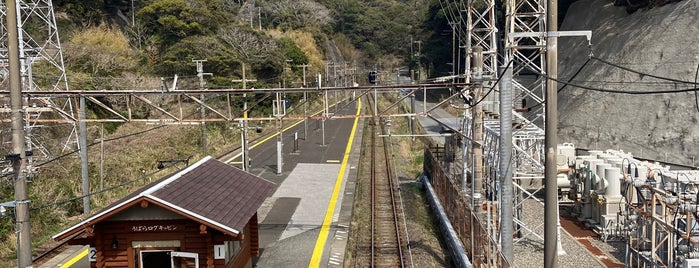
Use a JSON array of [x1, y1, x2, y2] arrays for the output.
[[193, 59, 212, 155], [275, 92, 284, 175], [232, 63, 256, 171], [7, 0, 32, 266], [99, 124, 104, 191], [277, 60, 293, 175], [499, 58, 514, 264], [332, 64, 339, 87], [544, 0, 559, 265], [79, 96, 90, 214], [324, 61, 332, 86], [258, 7, 262, 30], [297, 63, 311, 139], [413, 40, 422, 81], [131, 0, 135, 25], [450, 23, 456, 81], [297, 64, 310, 87], [410, 92, 416, 141], [471, 46, 484, 212], [231, 62, 257, 119], [320, 74, 327, 146]]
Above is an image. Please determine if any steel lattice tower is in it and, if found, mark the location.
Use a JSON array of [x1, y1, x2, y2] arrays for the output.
[[504, 0, 549, 255], [459, 0, 550, 262], [0, 0, 68, 91], [0, 0, 73, 159], [467, 0, 498, 80], [507, 0, 547, 109]]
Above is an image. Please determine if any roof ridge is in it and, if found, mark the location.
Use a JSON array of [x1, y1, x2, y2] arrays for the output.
[[142, 155, 212, 195]]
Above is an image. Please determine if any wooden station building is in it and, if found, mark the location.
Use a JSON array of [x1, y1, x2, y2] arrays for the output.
[[52, 156, 276, 268]]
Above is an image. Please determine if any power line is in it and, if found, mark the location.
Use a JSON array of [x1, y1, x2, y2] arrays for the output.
[[548, 75, 697, 94], [694, 63, 699, 113], [592, 55, 699, 85], [520, 55, 699, 112], [29, 163, 175, 213], [557, 57, 592, 93], [526, 64, 698, 95], [33, 124, 168, 168], [0, 161, 182, 220], [29, 90, 275, 170], [567, 80, 685, 85], [8, 92, 277, 211]]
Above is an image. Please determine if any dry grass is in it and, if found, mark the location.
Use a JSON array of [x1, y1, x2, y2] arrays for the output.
[[0, 100, 246, 263], [0, 79, 346, 264], [332, 33, 363, 64], [267, 29, 325, 77], [0, 233, 16, 261]]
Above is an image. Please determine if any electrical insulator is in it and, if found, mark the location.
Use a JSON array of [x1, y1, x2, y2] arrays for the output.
[[680, 204, 698, 214], [665, 197, 678, 205]]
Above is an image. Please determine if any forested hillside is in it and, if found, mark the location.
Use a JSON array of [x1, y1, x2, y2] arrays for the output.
[[0, 0, 447, 263], [51, 0, 447, 90], [4, 0, 692, 264]]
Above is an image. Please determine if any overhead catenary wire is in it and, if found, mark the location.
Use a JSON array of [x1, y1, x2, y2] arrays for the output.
[[557, 57, 592, 93], [1, 90, 275, 213], [520, 52, 699, 113], [33, 124, 169, 168], [521, 55, 593, 110], [0, 161, 183, 220], [694, 63, 699, 113], [525, 63, 699, 95], [541, 72, 698, 94], [592, 55, 699, 85], [30, 166, 169, 212], [437, 0, 470, 45]]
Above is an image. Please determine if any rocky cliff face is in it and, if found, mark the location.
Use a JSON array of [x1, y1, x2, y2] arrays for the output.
[[558, 0, 699, 166]]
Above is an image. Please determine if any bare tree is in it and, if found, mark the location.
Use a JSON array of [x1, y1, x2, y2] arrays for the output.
[[267, 0, 334, 29], [218, 27, 278, 59]]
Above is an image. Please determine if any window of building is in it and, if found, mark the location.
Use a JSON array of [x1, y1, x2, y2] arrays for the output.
[[224, 230, 245, 264]]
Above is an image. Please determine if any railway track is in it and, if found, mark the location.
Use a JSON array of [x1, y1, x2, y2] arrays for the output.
[[354, 95, 411, 267]]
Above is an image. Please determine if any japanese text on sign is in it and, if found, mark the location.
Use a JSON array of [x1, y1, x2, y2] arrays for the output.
[[130, 224, 180, 232]]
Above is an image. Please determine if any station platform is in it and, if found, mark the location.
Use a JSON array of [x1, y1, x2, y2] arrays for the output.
[[251, 103, 364, 268]]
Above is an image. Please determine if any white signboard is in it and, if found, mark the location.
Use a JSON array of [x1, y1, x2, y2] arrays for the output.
[[214, 244, 225, 260], [89, 247, 97, 262]]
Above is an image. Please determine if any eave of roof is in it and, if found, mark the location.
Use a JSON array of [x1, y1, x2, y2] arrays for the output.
[[53, 156, 275, 241]]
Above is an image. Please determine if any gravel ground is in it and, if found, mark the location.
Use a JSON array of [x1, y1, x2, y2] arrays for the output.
[[513, 199, 610, 267], [399, 180, 453, 267]]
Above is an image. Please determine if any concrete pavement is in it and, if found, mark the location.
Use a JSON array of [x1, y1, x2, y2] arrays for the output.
[[251, 100, 364, 268]]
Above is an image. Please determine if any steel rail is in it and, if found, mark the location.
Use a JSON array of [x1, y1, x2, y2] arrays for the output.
[[366, 93, 406, 267]]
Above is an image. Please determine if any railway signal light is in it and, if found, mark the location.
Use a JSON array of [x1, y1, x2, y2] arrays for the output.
[[368, 71, 377, 84]]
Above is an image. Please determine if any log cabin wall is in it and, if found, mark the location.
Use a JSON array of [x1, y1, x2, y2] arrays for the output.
[[51, 158, 275, 268], [88, 219, 250, 268]]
